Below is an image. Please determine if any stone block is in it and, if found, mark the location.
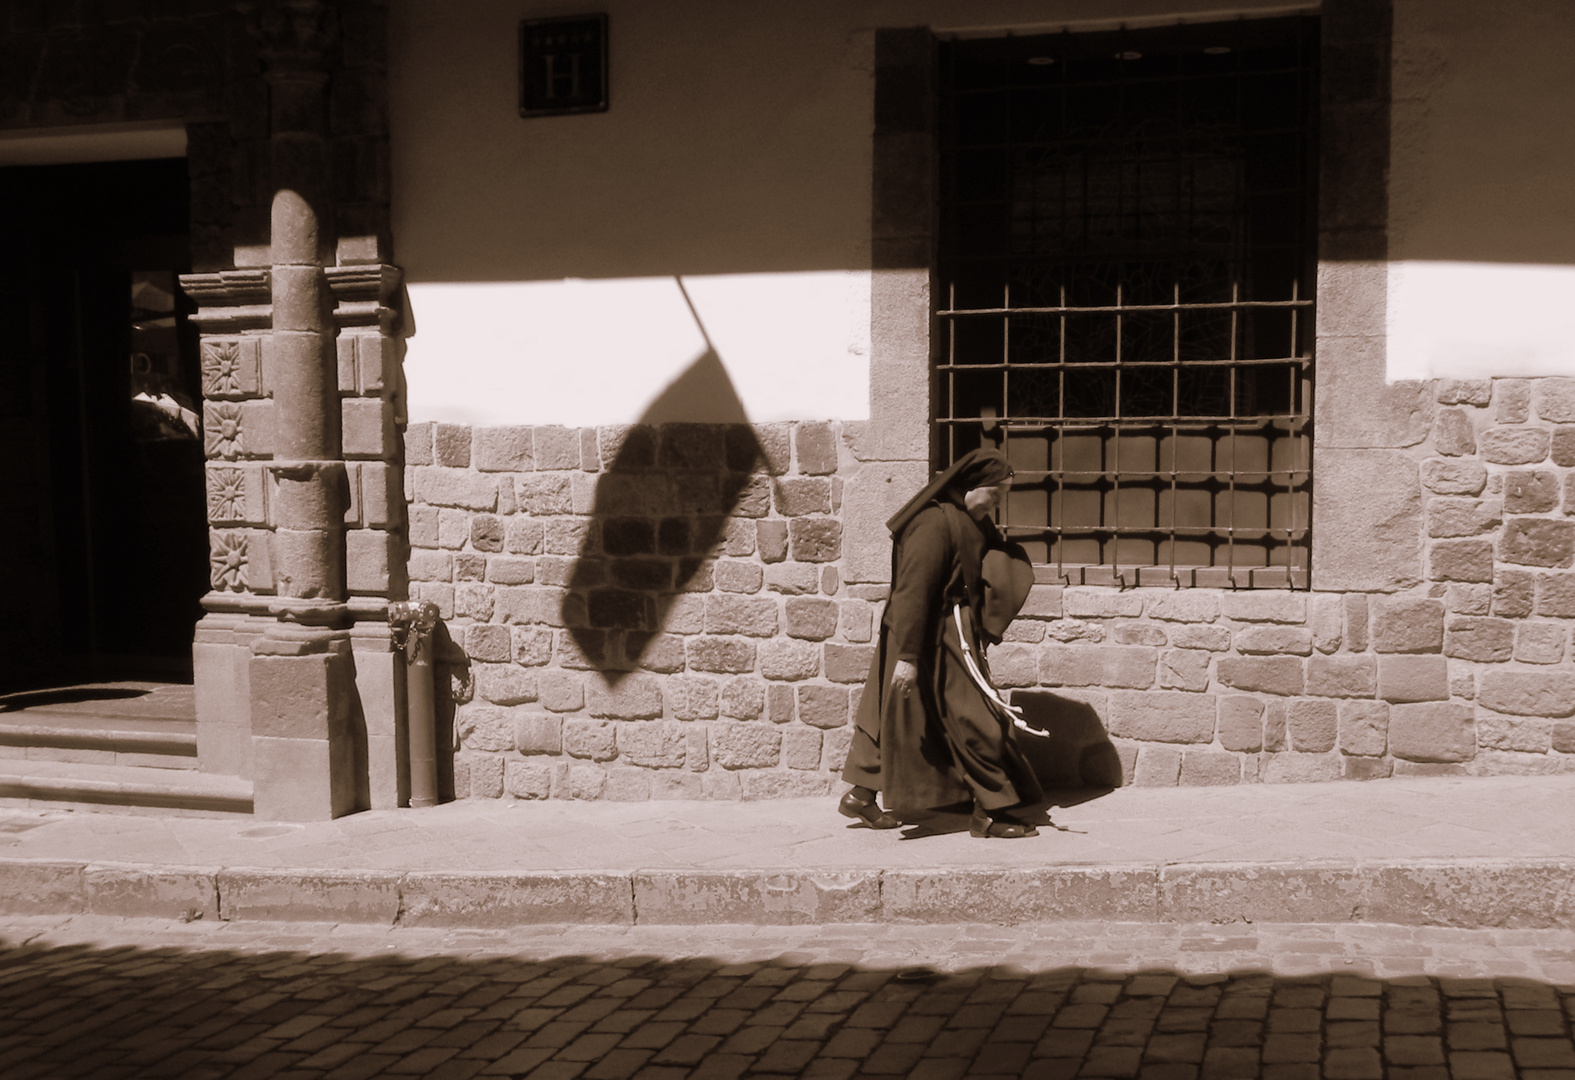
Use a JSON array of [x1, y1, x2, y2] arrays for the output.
[[1217, 697, 1264, 752], [1421, 458, 1488, 496], [1494, 379, 1532, 422], [1179, 750, 1241, 787], [1427, 497, 1502, 538], [1501, 518, 1575, 568], [705, 595, 778, 637], [1494, 569, 1535, 617], [773, 477, 831, 516], [710, 722, 782, 768], [732, 474, 772, 518], [1235, 626, 1313, 655], [1371, 597, 1444, 653], [1338, 700, 1388, 757], [721, 678, 766, 720], [1515, 621, 1567, 664], [1377, 656, 1450, 703], [485, 556, 535, 586], [1389, 703, 1476, 763], [988, 643, 1037, 687], [1133, 744, 1182, 786], [712, 560, 762, 594], [515, 713, 562, 754], [665, 675, 720, 720], [1222, 591, 1309, 624], [794, 421, 839, 475], [1108, 691, 1215, 743], [1479, 427, 1549, 465], [1536, 572, 1575, 616], [409, 504, 439, 549], [469, 514, 503, 553], [533, 425, 581, 471], [788, 517, 842, 562], [1260, 752, 1341, 784], [687, 636, 757, 674], [840, 601, 874, 643], [1312, 451, 1423, 590], [1554, 722, 1575, 754], [417, 468, 497, 511], [505, 516, 543, 555], [342, 398, 396, 458], [1286, 699, 1338, 753], [432, 423, 471, 467], [1216, 656, 1304, 696], [457, 705, 516, 752], [563, 719, 618, 761], [1429, 539, 1494, 583], [1306, 655, 1377, 698], [1158, 649, 1210, 692], [585, 675, 664, 719], [1478, 669, 1575, 717], [345, 528, 395, 595], [1064, 589, 1144, 618], [720, 518, 756, 556], [1533, 378, 1575, 422], [824, 644, 875, 684], [617, 722, 687, 768], [1171, 625, 1231, 651], [759, 639, 819, 681], [503, 760, 554, 800], [757, 520, 789, 563], [1436, 379, 1492, 406], [1477, 713, 1552, 754], [765, 563, 820, 595], [1113, 623, 1166, 646], [1447, 583, 1492, 615], [1310, 594, 1342, 653], [1263, 699, 1286, 751], [1431, 408, 1476, 456], [456, 583, 497, 622], [782, 727, 823, 770], [514, 474, 571, 516], [476, 665, 536, 706], [473, 425, 532, 471], [1504, 471, 1560, 514], [1017, 585, 1063, 620], [840, 461, 928, 583], [797, 685, 850, 729], [1144, 590, 1219, 623], [1041, 646, 1156, 689]]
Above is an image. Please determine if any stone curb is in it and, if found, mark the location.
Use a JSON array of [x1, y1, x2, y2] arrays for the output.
[[2, 858, 1571, 928]]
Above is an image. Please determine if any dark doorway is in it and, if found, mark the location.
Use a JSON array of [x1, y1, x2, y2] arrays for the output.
[[0, 157, 207, 690]]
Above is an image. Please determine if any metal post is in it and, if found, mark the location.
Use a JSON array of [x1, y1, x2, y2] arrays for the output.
[[389, 600, 440, 808]]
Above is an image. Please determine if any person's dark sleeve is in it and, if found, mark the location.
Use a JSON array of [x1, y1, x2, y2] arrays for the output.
[[886, 508, 952, 663]]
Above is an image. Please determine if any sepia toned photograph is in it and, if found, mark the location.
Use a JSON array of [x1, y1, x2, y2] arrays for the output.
[[1, 1, 1574, 1077]]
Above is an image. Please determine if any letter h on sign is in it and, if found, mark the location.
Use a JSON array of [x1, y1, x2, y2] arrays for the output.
[[519, 14, 609, 117]]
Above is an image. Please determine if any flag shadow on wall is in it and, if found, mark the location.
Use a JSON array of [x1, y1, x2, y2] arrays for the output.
[[560, 345, 765, 686]]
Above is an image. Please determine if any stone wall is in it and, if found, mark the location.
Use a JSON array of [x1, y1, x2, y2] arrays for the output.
[[410, 382, 1575, 801]]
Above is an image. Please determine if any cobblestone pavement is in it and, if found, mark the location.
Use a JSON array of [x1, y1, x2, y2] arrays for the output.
[[4, 916, 1575, 1079]]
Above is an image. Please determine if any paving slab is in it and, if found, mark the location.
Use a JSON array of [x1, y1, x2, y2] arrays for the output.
[[0, 773, 1572, 928]]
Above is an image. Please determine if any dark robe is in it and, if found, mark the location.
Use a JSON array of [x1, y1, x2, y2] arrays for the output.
[[841, 501, 1042, 817]]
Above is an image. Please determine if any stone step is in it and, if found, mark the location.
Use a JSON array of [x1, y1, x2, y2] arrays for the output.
[[0, 760, 252, 818], [0, 713, 197, 769]]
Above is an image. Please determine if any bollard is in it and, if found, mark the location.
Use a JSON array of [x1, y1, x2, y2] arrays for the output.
[[388, 600, 441, 808]]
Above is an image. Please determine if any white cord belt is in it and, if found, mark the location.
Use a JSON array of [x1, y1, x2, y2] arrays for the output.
[[952, 605, 1047, 739]]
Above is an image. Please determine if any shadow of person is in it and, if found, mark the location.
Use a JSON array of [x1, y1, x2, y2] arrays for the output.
[[562, 346, 765, 684]]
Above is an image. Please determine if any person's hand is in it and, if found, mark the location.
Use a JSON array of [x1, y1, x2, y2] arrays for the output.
[[891, 659, 918, 695]]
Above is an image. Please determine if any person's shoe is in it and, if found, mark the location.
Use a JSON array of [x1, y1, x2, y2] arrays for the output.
[[970, 804, 1038, 838], [839, 790, 900, 829]]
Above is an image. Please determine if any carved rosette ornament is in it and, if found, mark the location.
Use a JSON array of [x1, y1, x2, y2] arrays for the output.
[[207, 468, 246, 522], [203, 401, 244, 460], [201, 340, 244, 397], [236, 0, 339, 73], [209, 531, 249, 591]]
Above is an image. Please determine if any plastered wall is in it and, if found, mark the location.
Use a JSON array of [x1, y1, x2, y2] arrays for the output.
[[1387, 0, 1575, 381], [389, 0, 1311, 427]]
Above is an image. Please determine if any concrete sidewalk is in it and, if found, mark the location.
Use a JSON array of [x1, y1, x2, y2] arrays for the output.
[[1, 773, 1572, 929]]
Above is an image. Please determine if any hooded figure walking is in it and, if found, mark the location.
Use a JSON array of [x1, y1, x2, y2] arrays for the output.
[[838, 448, 1044, 838]]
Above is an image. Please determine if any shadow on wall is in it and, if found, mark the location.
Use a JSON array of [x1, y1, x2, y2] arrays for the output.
[[561, 346, 763, 685], [1013, 691, 1125, 790]]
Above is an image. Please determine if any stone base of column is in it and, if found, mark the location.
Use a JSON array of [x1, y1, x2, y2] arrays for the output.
[[351, 621, 408, 810], [193, 612, 269, 779], [249, 632, 366, 820]]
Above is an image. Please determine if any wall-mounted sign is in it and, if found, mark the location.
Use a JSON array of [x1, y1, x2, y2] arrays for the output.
[[519, 14, 608, 117]]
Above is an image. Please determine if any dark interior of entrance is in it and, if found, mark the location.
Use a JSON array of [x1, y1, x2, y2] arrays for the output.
[[0, 157, 207, 690]]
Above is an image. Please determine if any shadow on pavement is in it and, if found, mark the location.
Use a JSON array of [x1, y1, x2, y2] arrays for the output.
[[0, 931, 1564, 1079]]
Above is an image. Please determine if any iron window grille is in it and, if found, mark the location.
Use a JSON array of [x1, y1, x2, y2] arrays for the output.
[[936, 16, 1318, 589]]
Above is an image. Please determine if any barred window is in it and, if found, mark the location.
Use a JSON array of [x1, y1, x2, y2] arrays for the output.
[[936, 16, 1318, 588]]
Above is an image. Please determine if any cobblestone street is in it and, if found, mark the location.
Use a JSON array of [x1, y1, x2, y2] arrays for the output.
[[3, 916, 1575, 1079]]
